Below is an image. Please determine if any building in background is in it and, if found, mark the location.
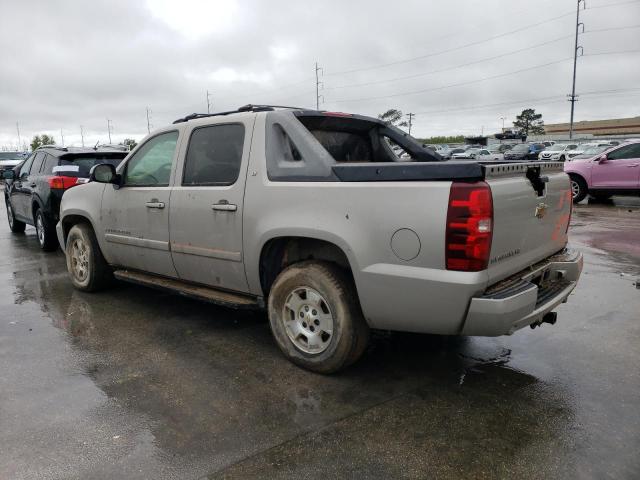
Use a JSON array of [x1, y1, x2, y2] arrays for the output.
[[544, 116, 640, 138]]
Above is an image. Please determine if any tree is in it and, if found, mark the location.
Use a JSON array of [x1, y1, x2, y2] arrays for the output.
[[378, 109, 408, 128], [30, 134, 56, 151], [122, 138, 138, 151], [513, 109, 545, 136]]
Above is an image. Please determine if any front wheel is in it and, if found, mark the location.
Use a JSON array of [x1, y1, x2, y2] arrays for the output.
[[65, 223, 113, 292], [570, 176, 588, 203], [6, 200, 26, 233], [34, 208, 58, 251], [268, 261, 370, 373]]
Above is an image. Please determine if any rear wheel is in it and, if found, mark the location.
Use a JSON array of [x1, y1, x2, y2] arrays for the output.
[[268, 261, 370, 373], [570, 176, 588, 203], [5, 200, 26, 233], [34, 208, 58, 251], [65, 223, 112, 292]]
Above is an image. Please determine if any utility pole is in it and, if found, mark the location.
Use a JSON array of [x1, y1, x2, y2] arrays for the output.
[[107, 119, 112, 144], [500, 117, 506, 132], [406, 113, 415, 135], [16, 122, 21, 150], [206, 90, 212, 114], [568, 0, 585, 139], [315, 62, 324, 110], [80, 125, 85, 147], [60, 128, 65, 147], [146, 107, 152, 134]]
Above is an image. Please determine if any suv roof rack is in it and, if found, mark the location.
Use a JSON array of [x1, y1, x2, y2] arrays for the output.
[[36, 145, 68, 152], [172, 104, 307, 124]]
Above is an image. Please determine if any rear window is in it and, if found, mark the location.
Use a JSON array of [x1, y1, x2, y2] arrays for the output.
[[57, 153, 127, 177]]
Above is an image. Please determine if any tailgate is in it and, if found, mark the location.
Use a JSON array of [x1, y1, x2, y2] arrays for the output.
[[485, 162, 572, 285]]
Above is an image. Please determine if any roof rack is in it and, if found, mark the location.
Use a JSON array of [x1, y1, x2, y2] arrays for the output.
[[36, 145, 68, 152], [172, 104, 307, 124]]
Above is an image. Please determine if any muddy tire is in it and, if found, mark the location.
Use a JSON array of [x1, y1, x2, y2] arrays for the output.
[[65, 223, 112, 292], [34, 208, 58, 251], [268, 261, 370, 374], [5, 200, 25, 233], [570, 175, 588, 203]]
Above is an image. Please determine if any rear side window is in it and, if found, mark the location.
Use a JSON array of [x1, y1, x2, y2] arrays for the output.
[[182, 124, 245, 186], [31, 152, 46, 174], [608, 144, 640, 160], [42, 154, 58, 174], [58, 154, 126, 177]]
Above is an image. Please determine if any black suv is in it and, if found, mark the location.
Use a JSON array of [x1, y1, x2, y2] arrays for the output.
[[3, 146, 128, 250]]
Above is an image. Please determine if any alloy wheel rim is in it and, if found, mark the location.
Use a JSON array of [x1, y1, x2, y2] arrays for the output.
[[282, 286, 334, 354], [36, 214, 45, 245], [70, 238, 89, 282], [571, 180, 580, 199], [7, 204, 13, 228]]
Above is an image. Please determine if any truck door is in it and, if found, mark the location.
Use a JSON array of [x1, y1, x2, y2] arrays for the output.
[[169, 118, 255, 293], [591, 143, 640, 189], [100, 130, 181, 278]]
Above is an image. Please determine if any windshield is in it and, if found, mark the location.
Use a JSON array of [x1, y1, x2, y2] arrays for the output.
[[546, 144, 565, 151], [510, 144, 529, 152], [58, 153, 127, 177]]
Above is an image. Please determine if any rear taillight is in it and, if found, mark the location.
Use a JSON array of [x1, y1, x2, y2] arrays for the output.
[[446, 181, 493, 272], [48, 175, 79, 190]]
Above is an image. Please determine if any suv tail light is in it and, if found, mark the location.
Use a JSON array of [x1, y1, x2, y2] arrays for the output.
[[445, 181, 493, 272], [48, 175, 79, 190]]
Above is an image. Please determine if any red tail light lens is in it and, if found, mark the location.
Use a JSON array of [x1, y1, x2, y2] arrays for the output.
[[48, 176, 79, 190], [446, 181, 493, 271]]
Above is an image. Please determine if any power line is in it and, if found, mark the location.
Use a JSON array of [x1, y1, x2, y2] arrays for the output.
[[330, 49, 640, 105]]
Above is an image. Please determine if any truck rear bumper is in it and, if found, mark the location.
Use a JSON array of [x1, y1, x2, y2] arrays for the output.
[[461, 248, 583, 336]]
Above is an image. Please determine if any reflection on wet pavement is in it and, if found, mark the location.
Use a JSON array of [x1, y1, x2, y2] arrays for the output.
[[1, 195, 639, 479]]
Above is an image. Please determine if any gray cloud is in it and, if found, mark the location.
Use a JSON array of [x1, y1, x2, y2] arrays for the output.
[[1, 0, 639, 148]]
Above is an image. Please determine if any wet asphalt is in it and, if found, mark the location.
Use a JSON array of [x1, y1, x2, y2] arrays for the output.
[[0, 193, 639, 480]]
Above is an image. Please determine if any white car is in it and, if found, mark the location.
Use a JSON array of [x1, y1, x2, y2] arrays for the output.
[[451, 148, 493, 160], [566, 142, 613, 160], [538, 143, 579, 162]]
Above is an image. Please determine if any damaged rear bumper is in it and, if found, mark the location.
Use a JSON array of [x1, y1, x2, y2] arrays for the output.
[[461, 248, 583, 336]]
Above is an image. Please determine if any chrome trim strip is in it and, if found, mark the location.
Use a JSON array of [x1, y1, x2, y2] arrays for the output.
[[171, 242, 242, 262], [105, 233, 169, 251]]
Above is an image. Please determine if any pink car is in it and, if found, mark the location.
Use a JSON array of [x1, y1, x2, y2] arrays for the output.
[[564, 140, 640, 202]]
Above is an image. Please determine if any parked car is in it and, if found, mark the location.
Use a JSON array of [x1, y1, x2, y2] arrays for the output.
[[444, 148, 466, 159], [566, 142, 612, 160], [55, 106, 581, 373], [451, 148, 493, 160], [538, 143, 579, 162], [503, 143, 544, 161], [487, 144, 512, 154], [0, 151, 27, 177], [495, 129, 526, 141], [3, 146, 128, 250], [565, 140, 640, 202], [568, 145, 610, 161]]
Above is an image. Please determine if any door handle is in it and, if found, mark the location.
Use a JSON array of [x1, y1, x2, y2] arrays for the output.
[[145, 201, 165, 209], [212, 202, 237, 212]]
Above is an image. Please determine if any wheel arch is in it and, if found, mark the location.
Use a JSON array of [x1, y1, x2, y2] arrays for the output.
[[61, 214, 97, 245], [258, 236, 354, 298]]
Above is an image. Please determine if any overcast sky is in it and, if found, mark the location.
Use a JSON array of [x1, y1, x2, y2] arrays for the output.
[[1, 0, 639, 148]]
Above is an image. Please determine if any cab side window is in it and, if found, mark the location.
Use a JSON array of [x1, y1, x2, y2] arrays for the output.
[[42, 154, 58, 174], [608, 144, 640, 160], [182, 124, 245, 186], [123, 131, 179, 186]]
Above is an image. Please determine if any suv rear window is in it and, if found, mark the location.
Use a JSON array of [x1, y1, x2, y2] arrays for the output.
[[57, 153, 127, 177]]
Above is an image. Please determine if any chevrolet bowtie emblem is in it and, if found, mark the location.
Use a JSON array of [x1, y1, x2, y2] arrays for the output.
[[535, 202, 548, 219]]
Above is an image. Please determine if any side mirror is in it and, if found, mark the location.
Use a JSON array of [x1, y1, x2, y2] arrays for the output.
[[90, 163, 118, 183], [598, 154, 608, 163], [2, 170, 15, 180]]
